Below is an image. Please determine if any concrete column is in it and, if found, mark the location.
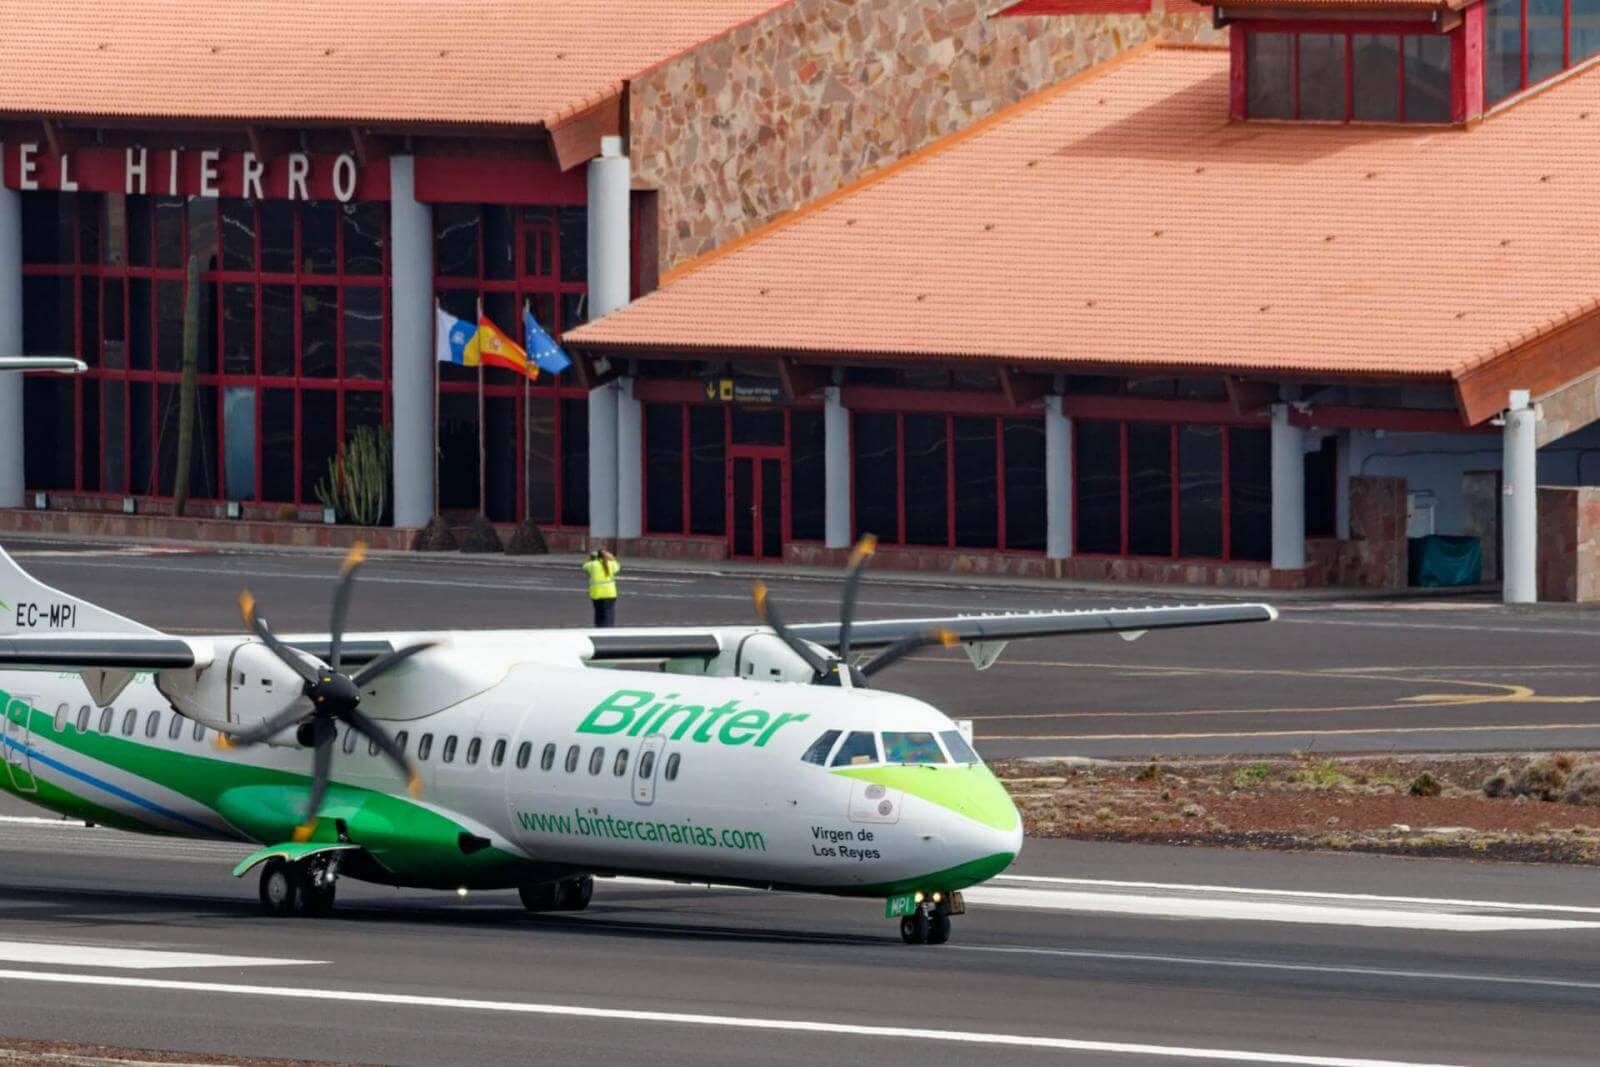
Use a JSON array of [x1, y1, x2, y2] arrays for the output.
[[1044, 395, 1072, 559], [1270, 403, 1306, 570], [587, 135, 631, 541], [824, 386, 851, 548], [388, 156, 434, 528], [0, 162, 23, 508], [616, 376, 642, 539], [1503, 389, 1538, 604]]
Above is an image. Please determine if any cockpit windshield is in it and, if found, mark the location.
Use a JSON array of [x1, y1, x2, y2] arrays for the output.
[[830, 730, 879, 766], [882, 731, 946, 765], [939, 729, 981, 765]]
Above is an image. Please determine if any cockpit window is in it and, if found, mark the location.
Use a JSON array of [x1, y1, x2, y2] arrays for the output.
[[800, 730, 842, 766], [830, 731, 878, 767], [939, 730, 981, 765], [882, 731, 946, 765]]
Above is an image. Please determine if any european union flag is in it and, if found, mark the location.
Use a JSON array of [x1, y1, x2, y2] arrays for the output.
[[524, 306, 573, 376]]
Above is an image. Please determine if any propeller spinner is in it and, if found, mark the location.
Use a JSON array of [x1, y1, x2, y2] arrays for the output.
[[753, 535, 957, 687], [217, 543, 434, 842]]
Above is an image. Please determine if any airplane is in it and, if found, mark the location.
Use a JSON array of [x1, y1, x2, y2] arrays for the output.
[[0, 540, 1275, 944]]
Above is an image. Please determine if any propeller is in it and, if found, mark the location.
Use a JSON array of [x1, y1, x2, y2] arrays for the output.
[[216, 543, 435, 842], [752, 535, 958, 688]]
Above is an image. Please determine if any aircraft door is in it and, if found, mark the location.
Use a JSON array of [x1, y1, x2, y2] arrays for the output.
[[3, 695, 38, 793], [633, 734, 666, 806]]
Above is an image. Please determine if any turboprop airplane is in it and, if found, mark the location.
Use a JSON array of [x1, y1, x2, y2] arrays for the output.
[[0, 541, 1274, 944]]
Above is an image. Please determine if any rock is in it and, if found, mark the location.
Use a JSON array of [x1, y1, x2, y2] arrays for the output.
[[412, 515, 458, 552], [1389, 823, 1411, 833], [1326, 816, 1340, 827], [504, 520, 550, 556], [1513, 794, 1529, 806], [1180, 803, 1206, 819], [1562, 763, 1600, 806], [458, 515, 504, 553]]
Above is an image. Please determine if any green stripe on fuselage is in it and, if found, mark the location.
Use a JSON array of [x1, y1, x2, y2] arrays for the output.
[[834, 763, 1020, 833]]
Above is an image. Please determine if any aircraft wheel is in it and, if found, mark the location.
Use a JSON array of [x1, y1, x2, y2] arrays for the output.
[[927, 908, 952, 945], [518, 881, 560, 913], [899, 910, 930, 945], [296, 866, 337, 918], [555, 876, 593, 912], [258, 859, 298, 918]]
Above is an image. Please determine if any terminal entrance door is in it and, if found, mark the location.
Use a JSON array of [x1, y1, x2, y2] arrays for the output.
[[729, 448, 785, 561]]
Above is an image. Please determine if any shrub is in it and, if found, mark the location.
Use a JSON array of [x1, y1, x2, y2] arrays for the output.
[[1232, 762, 1270, 789], [314, 425, 391, 527], [1483, 766, 1512, 798], [1511, 754, 1576, 801], [1408, 772, 1441, 798], [1562, 764, 1600, 806]]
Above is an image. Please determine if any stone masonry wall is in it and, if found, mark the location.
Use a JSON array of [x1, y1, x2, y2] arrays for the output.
[[1304, 476, 1408, 589], [630, 0, 1221, 274], [1537, 486, 1600, 602]]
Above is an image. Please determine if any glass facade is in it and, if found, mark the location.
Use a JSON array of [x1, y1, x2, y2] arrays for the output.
[[1487, 0, 1600, 105], [1247, 30, 1454, 122]]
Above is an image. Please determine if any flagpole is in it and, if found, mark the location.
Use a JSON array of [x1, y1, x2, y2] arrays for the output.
[[522, 300, 531, 524], [476, 297, 486, 519], [432, 300, 440, 517]]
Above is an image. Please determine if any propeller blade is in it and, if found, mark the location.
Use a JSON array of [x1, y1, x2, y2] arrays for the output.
[[836, 535, 877, 664], [327, 542, 368, 672], [293, 717, 337, 842], [351, 640, 438, 688], [241, 591, 323, 687], [340, 704, 424, 797], [213, 700, 309, 748], [859, 628, 959, 680], [752, 582, 831, 679]]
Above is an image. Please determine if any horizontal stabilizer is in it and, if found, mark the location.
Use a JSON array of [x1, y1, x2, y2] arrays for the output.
[[791, 603, 1277, 651]]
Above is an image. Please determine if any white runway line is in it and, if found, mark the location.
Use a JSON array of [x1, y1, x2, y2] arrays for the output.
[[0, 941, 322, 970], [0, 968, 1469, 1066]]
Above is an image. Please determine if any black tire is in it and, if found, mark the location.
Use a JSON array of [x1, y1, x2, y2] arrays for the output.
[[556, 876, 594, 912], [518, 881, 560, 913], [927, 909, 952, 945], [258, 859, 297, 918], [296, 867, 337, 918], [900, 911, 930, 945]]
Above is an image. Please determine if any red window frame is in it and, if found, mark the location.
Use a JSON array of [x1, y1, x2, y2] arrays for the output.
[[21, 190, 391, 507], [1484, 0, 1595, 105], [1240, 24, 1456, 123], [1070, 419, 1264, 563], [847, 409, 1044, 554]]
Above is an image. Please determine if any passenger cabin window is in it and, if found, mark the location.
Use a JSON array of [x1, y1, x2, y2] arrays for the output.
[[121, 709, 137, 736], [144, 710, 161, 739], [830, 731, 878, 766], [883, 731, 946, 765], [664, 753, 681, 781], [466, 737, 482, 766], [540, 743, 556, 771], [76, 706, 91, 733], [98, 707, 113, 733], [369, 736, 380, 757], [588, 747, 605, 775], [418, 733, 434, 761], [442, 736, 458, 763], [168, 714, 185, 741], [613, 749, 629, 777], [564, 744, 580, 773], [638, 751, 656, 780], [940, 730, 980, 765], [395, 730, 409, 754], [491, 739, 507, 768], [53, 703, 68, 732], [516, 742, 532, 770], [801, 729, 842, 766], [193, 720, 206, 742], [343, 728, 359, 755]]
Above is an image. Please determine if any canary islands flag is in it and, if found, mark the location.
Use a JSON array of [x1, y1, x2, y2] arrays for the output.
[[524, 306, 573, 376], [435, 308, 481, 367]]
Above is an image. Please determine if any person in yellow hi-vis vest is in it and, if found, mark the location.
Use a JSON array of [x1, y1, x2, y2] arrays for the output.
[[582, 549, 621, 628]]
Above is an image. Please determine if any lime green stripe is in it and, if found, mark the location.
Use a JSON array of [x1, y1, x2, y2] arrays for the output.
[[834, 764, 1020, 833]]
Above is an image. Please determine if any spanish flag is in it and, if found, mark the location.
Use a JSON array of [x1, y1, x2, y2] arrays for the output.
[[476, 315, 538, 381]]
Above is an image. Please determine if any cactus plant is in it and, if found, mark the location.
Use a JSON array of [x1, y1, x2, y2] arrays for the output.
[[315, 425, 392, 527]]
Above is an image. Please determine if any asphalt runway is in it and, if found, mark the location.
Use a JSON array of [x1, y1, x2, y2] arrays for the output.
[[0, 808, 1594, 1065], [6, 538, 1600, 759]]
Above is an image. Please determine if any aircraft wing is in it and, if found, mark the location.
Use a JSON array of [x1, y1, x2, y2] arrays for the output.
[[0, 356, 87, 374], [0, 634, 202, 670], [787, 603, 1278, 651]]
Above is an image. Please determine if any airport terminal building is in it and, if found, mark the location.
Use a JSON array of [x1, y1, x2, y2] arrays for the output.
[[9, 0, 1600, 600]]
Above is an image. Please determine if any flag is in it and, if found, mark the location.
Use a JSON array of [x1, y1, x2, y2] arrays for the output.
[[524, 305, 573, 376], [476, 315, 537, 381], [435, 307, 481, 367]]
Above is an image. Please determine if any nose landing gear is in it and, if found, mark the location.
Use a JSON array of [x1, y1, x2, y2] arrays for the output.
[[518, 875, 594, 913], [899, 899, 954, 945]]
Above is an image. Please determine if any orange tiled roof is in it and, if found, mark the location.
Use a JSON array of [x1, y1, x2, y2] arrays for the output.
[[0, 0, 786, 129], [568, 45, 1600, 384]]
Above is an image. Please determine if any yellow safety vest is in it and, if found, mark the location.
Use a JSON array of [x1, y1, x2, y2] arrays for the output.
[[583, 558, 620, 600]]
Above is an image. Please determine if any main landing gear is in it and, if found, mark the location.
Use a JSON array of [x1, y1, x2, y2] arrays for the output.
[[258, 856, 338, 918], [518, 876, 594, 914], [899, 896, 958, 945]]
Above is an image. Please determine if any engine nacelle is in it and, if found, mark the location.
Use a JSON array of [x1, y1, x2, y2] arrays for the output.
[[156, 638, 310, 743]]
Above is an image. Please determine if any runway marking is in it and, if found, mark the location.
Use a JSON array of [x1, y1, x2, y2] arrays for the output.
[[980, 720, 1600, 742], [949, 944, 1600, 992], [0, 968, 1473, 1066], [0, 941, 322, 970]]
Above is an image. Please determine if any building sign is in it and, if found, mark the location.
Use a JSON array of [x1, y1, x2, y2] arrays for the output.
[[703, 376, 785, 405], [2, 144, 387, 201]]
